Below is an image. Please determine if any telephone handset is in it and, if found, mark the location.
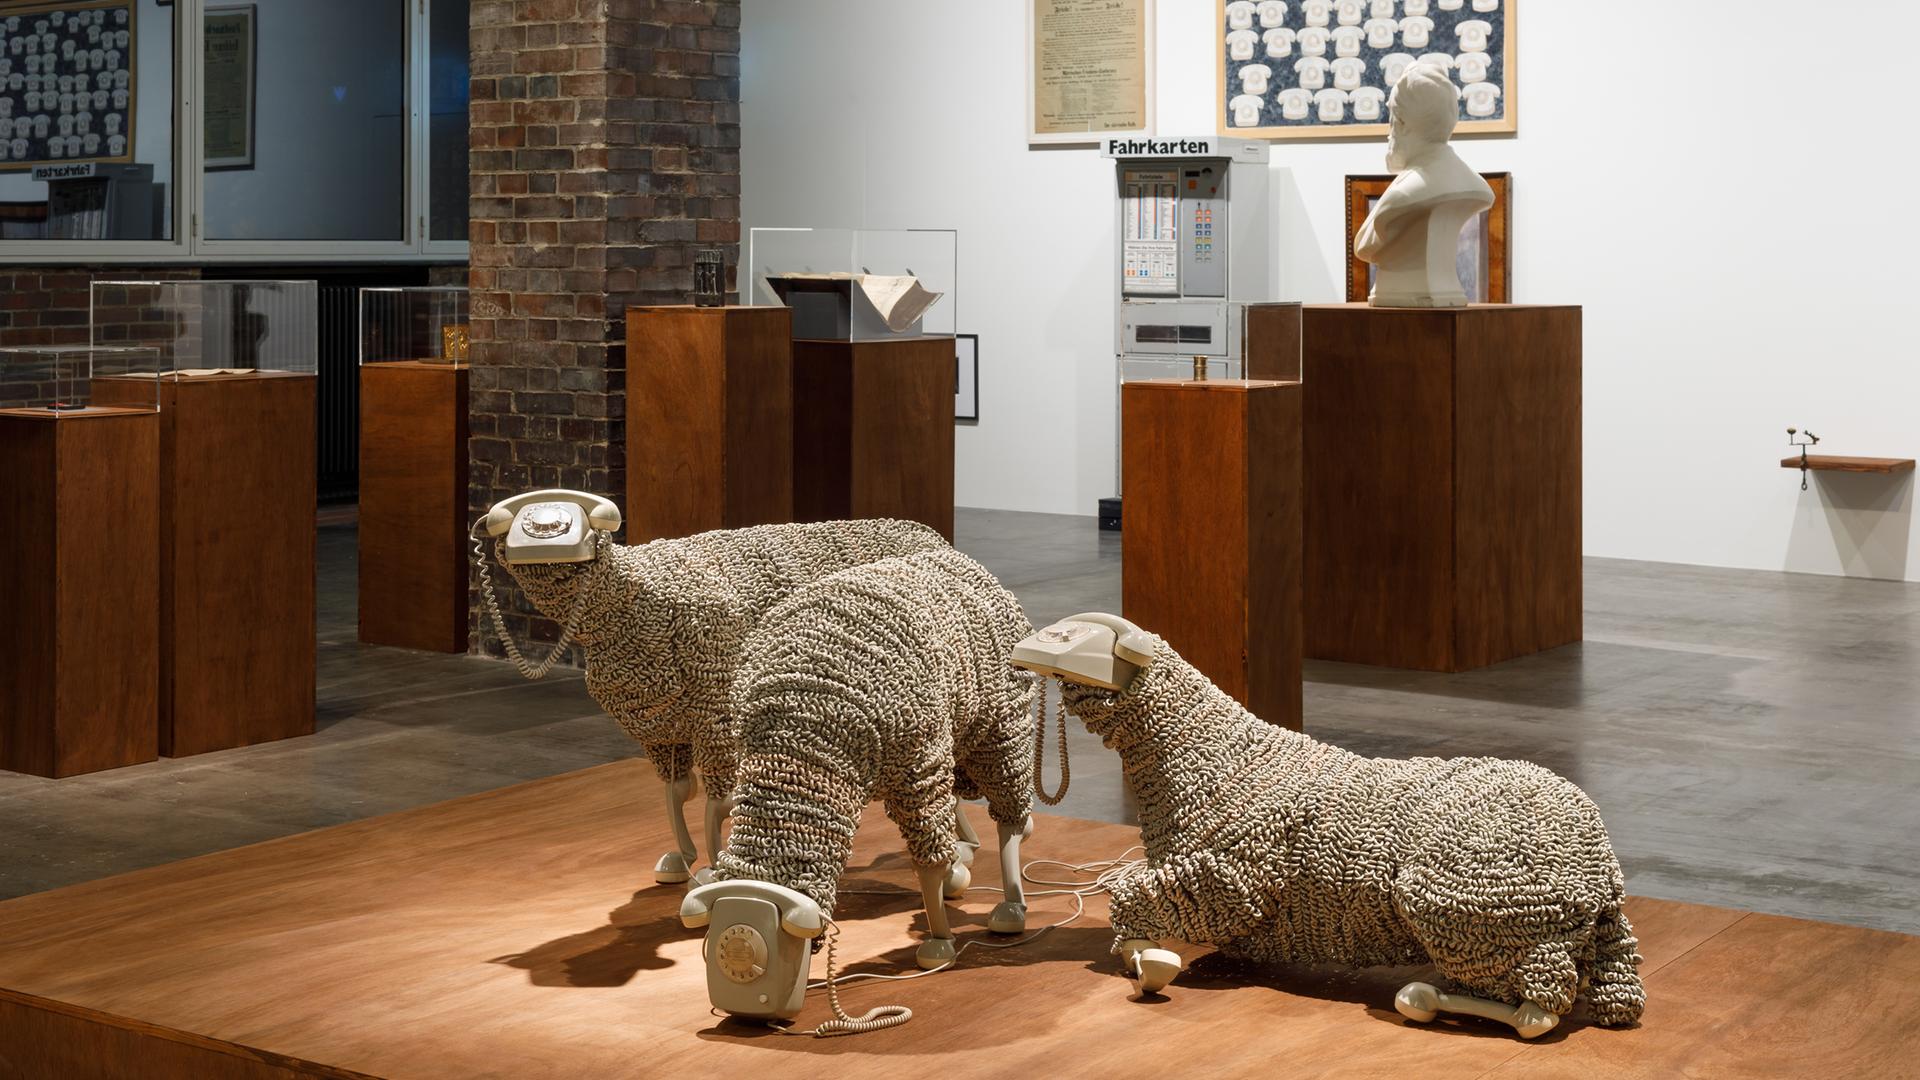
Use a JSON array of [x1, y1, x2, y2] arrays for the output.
[[1010, 612, 1155, 691], [482, 488, 622, 565], [681, 880, 825, 1021]]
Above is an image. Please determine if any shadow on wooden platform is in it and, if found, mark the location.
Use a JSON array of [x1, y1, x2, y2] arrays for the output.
[[1, 760, 1916, 1079]]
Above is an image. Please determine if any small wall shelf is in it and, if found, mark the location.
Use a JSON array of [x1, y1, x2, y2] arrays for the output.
[[1780, 456, 1916, 474]]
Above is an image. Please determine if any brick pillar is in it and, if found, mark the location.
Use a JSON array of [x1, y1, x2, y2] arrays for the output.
[[466, 0, 742, 657]]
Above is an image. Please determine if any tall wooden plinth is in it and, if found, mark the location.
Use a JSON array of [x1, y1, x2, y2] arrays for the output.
[[626, 306, 793, 543], [358, 362, 469, 653], [1121, 380, 1303, 731], [95, 372, 318, 756], [0, 408, 160, 777], [1302, 303, 1582, 673], [791, 336, 955, 541]]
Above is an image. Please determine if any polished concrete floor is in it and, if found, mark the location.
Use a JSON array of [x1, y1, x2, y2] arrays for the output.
[[3, 509, 1916, 938]]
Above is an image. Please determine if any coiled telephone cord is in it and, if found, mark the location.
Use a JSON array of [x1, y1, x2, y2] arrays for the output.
[[1033, 687, 1070, 806], [469, 518, 595, 680]]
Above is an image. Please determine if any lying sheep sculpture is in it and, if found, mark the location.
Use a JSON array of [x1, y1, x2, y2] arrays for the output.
[[706, 546, 1044, 969], [479, 490, 949, 884], [1011, 613, 1646, 1040]]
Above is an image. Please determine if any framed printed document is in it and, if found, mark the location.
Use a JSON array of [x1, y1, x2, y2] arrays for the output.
[[1028, 0, 1155, 146], [202, 5, 255, 169], [0, 0, 138, 172]]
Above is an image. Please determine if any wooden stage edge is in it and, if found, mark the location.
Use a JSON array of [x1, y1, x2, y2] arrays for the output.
[[1, 762, 1917, 1080]]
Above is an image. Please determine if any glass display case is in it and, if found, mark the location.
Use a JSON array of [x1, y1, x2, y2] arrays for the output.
[[747, 228, 957, 341], [88, 280, 319, 375], [359, 286, 470, 366], [0, 345, 162, 415]]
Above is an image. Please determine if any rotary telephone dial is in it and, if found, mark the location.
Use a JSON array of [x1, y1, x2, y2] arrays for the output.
[[681, 879, 825, 1021]]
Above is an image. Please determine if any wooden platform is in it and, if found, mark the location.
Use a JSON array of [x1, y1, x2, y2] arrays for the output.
[[1, 761, 1915, 1079], [1781, 455, 1916, 475], [358, 362, 470, 653]]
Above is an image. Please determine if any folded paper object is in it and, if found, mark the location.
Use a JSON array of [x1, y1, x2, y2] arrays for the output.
[[763, 272, 945, 341]]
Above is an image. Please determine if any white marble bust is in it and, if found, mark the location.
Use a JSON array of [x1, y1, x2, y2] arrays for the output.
[[1353, 64, 1492, 307]]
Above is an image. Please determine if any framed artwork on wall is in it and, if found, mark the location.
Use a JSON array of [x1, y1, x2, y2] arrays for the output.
[[1344, 171, 1510, 303], [1217, 0, 1516, 141], [1027, 0, 1155, 146], [202, 4, 255, 170], [0, 0, 138, 172], [955, 333, 978, 422]]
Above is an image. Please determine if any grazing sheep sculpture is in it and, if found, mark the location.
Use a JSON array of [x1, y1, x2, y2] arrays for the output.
[[693, 546, 1043, 984], [1011, 613, 1646, 1040], [478, 490, 950, 885]]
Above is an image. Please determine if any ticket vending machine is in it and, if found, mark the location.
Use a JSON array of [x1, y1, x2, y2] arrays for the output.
[[1104, 136, 1286, 526]]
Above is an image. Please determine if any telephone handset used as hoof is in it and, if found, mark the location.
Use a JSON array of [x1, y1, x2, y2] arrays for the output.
[[681, 880, 825, 1021], [482, 488, 622, 565], [1010, 612, 1155, 691]]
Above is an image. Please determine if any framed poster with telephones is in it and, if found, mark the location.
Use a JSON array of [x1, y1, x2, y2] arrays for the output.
[[1218, 0, 1516, 141], [0, 0, 137, 171]]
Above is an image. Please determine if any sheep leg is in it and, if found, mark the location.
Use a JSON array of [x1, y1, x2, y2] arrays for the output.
[[915, 862, 959, 970], [690, 790, 735, 887], [1394, 983, 1559, 1040], [987, 815, 1033, 934], [953, 808, 980, 866], [653, 775, 698, 884]]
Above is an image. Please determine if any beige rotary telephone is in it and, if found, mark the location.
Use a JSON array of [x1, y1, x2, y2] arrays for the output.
[[473, 489, 623, 680], [680, 879, 825, 1021], [482, 489, 622, 565], [1009, 612, 1155, 691]]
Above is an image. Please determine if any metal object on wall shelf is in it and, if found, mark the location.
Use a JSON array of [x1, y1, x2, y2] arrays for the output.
[[1192, 354, 1207, 381], [1787, 427, 1820, 491], [694, 250, 725, 307]]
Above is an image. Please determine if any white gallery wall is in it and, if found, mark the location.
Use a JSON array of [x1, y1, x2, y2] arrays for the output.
[[742, 0, 1920, 582]]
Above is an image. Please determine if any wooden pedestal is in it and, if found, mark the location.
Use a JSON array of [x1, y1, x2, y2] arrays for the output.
[[1302, 303, 1582, 672], [0, 408, 160, 777], [358, 362, 469, 653], [95, 372, 317, 756], [1121, 380, 1303, 730], [625, 306, 793, 542], [791, 336, 955, 541]]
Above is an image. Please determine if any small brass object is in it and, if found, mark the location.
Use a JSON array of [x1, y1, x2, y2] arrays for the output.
[[1192, 355, 1208, 382], [441, 324, 470, 363]]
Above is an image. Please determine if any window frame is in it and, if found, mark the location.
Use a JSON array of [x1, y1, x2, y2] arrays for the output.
[[0, 0, 468, 264]]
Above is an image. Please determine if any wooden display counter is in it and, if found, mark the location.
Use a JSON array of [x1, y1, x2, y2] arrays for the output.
[[1121, 379, 1303, 730], [0, 407, 160, 777], [626, 306, 794, 543], [358, 362, 470, 653], [1302, 304, 1582, 673], [791, 335, 955, 540], [94, 372, 317, 756], [1, 759, 1915, 1079]]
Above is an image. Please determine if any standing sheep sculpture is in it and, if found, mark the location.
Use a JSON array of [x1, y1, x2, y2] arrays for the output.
[[1011, 613, 1645, 1040], [680, 546, 1043, 1025], [477, 490, 950, 885]]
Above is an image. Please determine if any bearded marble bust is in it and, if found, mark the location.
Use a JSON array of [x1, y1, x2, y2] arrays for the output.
[[1353, 64, 1493, 308]]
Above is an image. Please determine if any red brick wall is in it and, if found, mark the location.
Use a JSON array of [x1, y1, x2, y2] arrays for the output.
[[0, 267, 205, 350], [465, 0, 742, 656]]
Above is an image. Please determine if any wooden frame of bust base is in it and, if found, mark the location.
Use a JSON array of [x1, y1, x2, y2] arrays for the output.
[[1344, 171, 1510, 303], [1215, 0, 1517, 141]]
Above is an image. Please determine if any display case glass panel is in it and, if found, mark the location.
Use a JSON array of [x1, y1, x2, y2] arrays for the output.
[[88, 279, 318, 374], [0, 344, 161, 414], [359, 285, 469, 366], [747, 227, 958, 340]]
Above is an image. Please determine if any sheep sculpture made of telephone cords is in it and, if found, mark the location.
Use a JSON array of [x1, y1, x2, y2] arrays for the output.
[[1012, 614, 1646, 1040], [709, 546, 1045, 966], [498, 518, 951, 886]]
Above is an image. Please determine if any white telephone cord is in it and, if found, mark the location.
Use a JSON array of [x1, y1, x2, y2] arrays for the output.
[[470, 517, 596, 680], [1033, 688, 1071, 806], [778, 847, 1145, 1038]]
